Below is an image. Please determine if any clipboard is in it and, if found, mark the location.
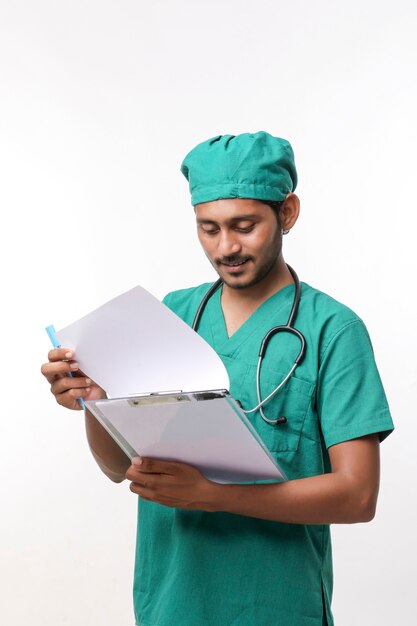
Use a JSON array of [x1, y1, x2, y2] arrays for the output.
[[85, 390, 286, 484], [48, 285, 287, 484]]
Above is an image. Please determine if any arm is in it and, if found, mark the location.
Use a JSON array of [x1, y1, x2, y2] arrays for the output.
[[210, 434, 380, 523], [41, 347, 130, 482], [125, 433, 380, 524], [85, 408, 130, 483]]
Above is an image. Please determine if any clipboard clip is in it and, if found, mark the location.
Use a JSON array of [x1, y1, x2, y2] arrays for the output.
[[127, 390, 188, 407]]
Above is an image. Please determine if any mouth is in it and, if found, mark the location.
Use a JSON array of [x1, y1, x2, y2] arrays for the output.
[[218, 258, 251, 273], [221, 259, 249, 267]]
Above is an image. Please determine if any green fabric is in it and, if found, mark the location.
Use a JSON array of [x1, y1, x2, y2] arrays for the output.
[[133, 282, 394, 626], [180, 131, 297, 206]]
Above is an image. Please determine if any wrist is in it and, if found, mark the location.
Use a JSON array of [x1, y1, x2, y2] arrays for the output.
[[203, 481, 234, 513]]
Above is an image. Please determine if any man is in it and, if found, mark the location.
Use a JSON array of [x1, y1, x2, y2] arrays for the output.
[[42, 131, 394, 626]]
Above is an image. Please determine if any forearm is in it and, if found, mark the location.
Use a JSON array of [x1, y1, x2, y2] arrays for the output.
[[205, 435, 381, 524], [126, 436, 380, 519], [85, 409, 130, 482], [209, 471, 377, 525]]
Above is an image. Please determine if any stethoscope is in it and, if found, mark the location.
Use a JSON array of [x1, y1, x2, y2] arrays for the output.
[[192, 265, 306, 426]]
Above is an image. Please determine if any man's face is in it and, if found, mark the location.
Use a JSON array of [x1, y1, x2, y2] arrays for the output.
[[195, 198, 283, 290]]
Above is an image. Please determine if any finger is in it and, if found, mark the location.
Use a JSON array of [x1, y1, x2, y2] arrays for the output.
[[129, 481, 143, 495], [129, 480, 162, 499], [128, 482, 177, 508], [54, 388, 88, 410], [126, 465, 158, 484], [132, 457, 178, 475], [133, 457, 201, 476], [129, 482, 156, 500], [51, 376, 92, 396], [125, 466, 174, 490], [47, 348, 75, 362], [41, 360, 80, 383]]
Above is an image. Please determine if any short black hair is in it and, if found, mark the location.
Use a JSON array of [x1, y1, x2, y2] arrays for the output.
[[263, 200, 284, 226]]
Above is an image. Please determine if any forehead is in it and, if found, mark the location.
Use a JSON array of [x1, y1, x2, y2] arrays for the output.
[[194, 198, 272, 222]]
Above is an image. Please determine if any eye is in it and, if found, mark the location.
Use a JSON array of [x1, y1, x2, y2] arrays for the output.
[[199, 224, 219, 235], [233, 222, 255, 233]]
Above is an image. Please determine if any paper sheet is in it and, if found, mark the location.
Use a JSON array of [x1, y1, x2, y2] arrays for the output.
[[56, 285, 230, 398]]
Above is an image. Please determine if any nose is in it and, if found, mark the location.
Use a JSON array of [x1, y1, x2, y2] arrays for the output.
[[217, 229, 242, 257]]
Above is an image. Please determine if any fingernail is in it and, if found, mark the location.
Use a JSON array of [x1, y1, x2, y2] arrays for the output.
[[85, 378, 91, 384], [132, 456, 142, 466], [70, 362, 79, 370], [65, 351, 73, 358]]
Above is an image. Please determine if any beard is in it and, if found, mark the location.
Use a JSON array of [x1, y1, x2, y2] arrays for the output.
[[214, 247, 282, 290]]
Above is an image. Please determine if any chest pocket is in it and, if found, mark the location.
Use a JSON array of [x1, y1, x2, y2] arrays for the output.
[[239, 366, 313, 453]]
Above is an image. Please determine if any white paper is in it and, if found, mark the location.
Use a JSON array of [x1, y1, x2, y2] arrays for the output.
[[86, 395, 285, 483], [56, 285, 229, 398]]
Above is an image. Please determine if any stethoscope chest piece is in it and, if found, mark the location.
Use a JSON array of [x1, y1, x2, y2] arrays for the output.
[[275, 416, 288, 425]]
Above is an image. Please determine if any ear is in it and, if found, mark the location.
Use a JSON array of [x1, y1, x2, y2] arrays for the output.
[[280, 193, 300, 231]]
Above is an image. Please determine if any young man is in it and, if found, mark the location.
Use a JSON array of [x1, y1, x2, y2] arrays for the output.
[[42, 132, 394, 626]]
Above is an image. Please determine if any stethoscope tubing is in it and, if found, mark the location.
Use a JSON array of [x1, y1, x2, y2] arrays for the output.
[[192, 265, 306, 425]]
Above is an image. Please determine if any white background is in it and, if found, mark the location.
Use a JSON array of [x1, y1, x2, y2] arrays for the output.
[[1, 1, 416, 624]]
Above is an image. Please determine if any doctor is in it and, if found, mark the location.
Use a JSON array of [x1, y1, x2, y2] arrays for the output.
[[41, 131, 394, 626]]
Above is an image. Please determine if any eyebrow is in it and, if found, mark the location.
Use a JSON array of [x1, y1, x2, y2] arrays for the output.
[[196, 214, 260, 224]]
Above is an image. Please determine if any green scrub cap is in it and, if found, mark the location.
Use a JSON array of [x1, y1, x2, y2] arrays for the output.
[[180, 131, 297, 206]]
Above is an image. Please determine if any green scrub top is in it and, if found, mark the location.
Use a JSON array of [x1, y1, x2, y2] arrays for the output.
[[133, 282, 394, 626]]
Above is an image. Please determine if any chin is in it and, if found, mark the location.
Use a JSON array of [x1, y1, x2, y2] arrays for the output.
[[222, 274, 258, 290], [220, 264, 275, 290]]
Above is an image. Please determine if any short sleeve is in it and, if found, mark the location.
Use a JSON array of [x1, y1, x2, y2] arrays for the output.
[[162, 292, 174, 309], [317, 319, 394, 448]]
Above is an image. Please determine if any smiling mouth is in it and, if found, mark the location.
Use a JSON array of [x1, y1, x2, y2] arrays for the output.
[[219, 258, 250, 267]]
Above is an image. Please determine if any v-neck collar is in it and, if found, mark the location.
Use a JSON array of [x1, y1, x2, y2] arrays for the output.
[[206, 282, 296, 358]]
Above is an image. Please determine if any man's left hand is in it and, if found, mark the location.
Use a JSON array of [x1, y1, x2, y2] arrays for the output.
[[126, 457, 219, 511]]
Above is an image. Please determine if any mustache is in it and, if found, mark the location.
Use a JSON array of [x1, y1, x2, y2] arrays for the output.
[[216, 255, 252, 266]]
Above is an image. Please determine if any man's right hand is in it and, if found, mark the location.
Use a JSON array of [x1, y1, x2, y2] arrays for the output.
[[41, 348, 107, 410]]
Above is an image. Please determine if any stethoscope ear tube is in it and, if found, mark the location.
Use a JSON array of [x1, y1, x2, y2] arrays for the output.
[[192, 278, 222, 331]]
